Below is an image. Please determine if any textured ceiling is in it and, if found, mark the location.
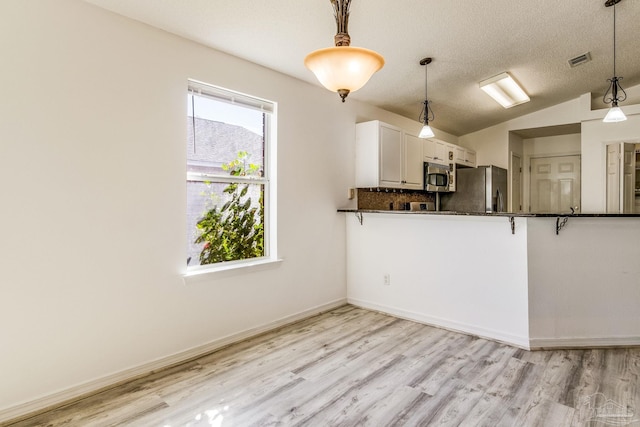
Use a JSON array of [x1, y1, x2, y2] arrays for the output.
[[84, 0, 640, 136]]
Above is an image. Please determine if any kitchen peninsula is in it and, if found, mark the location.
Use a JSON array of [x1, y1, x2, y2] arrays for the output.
[[340, 209, 640, 350]]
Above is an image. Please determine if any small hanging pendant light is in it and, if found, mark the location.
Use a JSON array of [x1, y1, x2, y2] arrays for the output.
[[304, 0, 385, 102], [418, 58, 435, 138], [603, 0, 627, 122]]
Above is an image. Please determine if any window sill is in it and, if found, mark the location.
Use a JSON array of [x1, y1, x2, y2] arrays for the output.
[[183, 257, 283, 285]]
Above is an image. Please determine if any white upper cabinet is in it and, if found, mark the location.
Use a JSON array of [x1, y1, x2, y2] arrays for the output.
[[356, 121, 423, 189], [434, 140, 451, 163], [454, 145, 477, 167], [424, 138, 456, 164], [454, 146, 465, 164], [465, 149, 477, 167], [423, 139, 436, 162], [356, 120, 476, 189]]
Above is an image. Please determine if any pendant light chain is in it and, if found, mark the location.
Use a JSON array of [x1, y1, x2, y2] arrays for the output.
[[613, 2, 616, 77], [425, 61, 429, 102], [602, 0, 627, 122], [419, 58, 435, 125], [603, 0, 627, 107]]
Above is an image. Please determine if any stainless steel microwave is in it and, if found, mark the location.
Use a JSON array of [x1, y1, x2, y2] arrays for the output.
[[424, 162, 453, 192]]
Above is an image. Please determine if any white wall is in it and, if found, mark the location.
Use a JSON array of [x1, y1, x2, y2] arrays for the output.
[[355, 102, 459, 145], [0, 0, 430, 417], [459, 98, 583, 169], [508, 133, 524, 212], [527, 217, 640, 347], [346, 213, 640, 350], [346, 214, 530, 348], [523, 134, 581, 157]]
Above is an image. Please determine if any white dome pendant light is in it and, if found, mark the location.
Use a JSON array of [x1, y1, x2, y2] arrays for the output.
[[304, 0, 384, 102]]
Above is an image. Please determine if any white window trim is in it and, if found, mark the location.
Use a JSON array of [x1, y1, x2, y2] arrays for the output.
[[187, 172, 267, 186], [184, 79, 278, 278], [183, 257, 283, 285]]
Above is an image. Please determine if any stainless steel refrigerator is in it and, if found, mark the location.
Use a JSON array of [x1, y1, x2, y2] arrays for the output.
[[441, 165, 508, 213]]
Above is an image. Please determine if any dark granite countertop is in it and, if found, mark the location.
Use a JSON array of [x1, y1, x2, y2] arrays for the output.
[[337, 209, 640, 218]]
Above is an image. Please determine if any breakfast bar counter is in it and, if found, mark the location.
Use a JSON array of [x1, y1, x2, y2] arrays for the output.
[[341, 210, 640, 349], [338, 208, 640, 218]]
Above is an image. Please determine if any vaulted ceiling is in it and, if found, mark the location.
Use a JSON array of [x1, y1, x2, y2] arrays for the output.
[[84, 0, 640, 136]]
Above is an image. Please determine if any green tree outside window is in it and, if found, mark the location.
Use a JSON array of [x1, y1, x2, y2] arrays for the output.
[[194, 151, 264, 264]]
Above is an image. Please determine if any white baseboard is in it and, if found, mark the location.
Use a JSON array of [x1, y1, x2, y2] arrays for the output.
[[530, 336, 640, 349], [348, 297, 530, 350], [0, 298, 347, 424]]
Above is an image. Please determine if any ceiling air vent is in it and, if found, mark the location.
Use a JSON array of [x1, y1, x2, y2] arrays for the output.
[[568, 52, 592, 68]]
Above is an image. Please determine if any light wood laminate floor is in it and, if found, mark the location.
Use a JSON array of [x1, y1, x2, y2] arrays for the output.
[[7, 306, 640, 426]]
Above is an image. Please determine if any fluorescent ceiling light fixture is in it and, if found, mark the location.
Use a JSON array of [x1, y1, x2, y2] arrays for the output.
[[479, 72, 530, 108]]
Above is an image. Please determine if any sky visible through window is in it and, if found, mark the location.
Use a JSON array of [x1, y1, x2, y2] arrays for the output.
[[188, 94, 263, 136]]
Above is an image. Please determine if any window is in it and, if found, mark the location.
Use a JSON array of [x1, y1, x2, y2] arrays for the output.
[[186, 80, 274, 270]]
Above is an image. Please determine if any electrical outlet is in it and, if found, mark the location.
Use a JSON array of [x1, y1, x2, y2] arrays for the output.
[[348, 187, 356, 200], [383, 273, 390, 286]]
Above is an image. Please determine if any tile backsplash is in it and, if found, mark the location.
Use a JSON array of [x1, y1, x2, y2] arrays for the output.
[[357, 188, 435, 211]]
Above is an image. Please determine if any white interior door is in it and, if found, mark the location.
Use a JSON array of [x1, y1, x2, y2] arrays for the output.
[[511, 153, 522, 212], [607, 142, 636, 213], [530, 155, 581, 213], [623, 143, 636, 213], [607, 143, 620, 213]]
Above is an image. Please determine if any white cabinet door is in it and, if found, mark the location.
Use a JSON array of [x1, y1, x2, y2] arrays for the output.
[[356, 121, 405, 188], [454, 146, 465, 164], [433, 140, 449, 163], [379, 124, 403, 187], [404, 133, 424, 189], [454, 147, 476, 167], [426, 139, 453, 164], [423, 139, 436, 162], [465, 149, 477, 167]]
